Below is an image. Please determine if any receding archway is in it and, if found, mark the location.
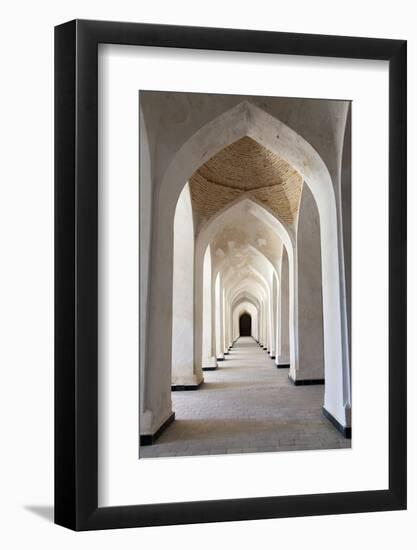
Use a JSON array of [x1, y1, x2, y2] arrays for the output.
[[195, 196, 292, 372], [239, 313, 252, 336], [232, 298, 259, 342]]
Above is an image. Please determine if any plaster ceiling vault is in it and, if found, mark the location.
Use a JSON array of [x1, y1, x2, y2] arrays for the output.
[[210, 216, 283, 270], [206, 202, 283, 297], [189, 136, 303, 230]]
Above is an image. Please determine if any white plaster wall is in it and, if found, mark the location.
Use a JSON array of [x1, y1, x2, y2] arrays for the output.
[[139, 103, 153, 430], [215, 273, 224, 359], [292, 183, 324, 381], [341, 107, 352, 396], [172, 184, 197, 385], [277, 248, 290, 365], [270, 273, 278, 357], [221, 287, 228, 353], [201, 245, 216, 368]]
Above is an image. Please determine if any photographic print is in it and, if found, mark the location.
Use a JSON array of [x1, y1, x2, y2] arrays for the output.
[[139, 91, 352, 458]]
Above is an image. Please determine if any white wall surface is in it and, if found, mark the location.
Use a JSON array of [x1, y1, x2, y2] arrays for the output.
[[0, 1, 415, 549], [172, 183, 195, 385]]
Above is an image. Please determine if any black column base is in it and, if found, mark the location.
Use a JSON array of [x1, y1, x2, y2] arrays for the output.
[[323, 407, 352, 439], [270, 355, 275, 359], [276, 363, 290, 368], [202, 365, 218, 371], [288, 374, 324, 386], [140, 412, 175, 446], [171, 381, 202, 391], [216, 357, 225, 361]]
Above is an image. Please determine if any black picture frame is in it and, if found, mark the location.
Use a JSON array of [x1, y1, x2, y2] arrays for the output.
[[55, 19, 407, 531]]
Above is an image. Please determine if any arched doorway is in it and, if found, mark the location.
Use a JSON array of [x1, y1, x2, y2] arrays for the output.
[[239, 313, 252, 336]]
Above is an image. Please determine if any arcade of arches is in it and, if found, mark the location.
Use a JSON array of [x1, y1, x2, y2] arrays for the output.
[[139, 92, 351, 457]]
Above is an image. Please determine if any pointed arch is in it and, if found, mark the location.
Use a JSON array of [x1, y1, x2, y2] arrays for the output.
[[232, 296, 260, 341]]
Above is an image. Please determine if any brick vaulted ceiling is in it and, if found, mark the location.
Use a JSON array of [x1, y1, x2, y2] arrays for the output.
[[189, 136, 303, 230]]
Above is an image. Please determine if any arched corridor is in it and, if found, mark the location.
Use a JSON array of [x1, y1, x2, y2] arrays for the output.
[[139, 91, 352, 455], [141, 337, 349, 458]]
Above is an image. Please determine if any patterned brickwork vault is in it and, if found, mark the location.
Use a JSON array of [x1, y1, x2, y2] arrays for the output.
[[189, 136, 303, 229]]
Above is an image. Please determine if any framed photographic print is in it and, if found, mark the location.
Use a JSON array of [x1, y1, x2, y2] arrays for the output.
[[54, 19, 406, 530]]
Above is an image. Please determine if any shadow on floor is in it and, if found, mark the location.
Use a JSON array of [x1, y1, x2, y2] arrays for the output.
[[24, 505, 54, 523]]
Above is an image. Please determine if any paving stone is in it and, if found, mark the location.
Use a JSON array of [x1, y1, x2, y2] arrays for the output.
[[140, 337, 350, 458]]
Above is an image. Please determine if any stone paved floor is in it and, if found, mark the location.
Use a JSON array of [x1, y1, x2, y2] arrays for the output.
[[140, 337, 350, 458]]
